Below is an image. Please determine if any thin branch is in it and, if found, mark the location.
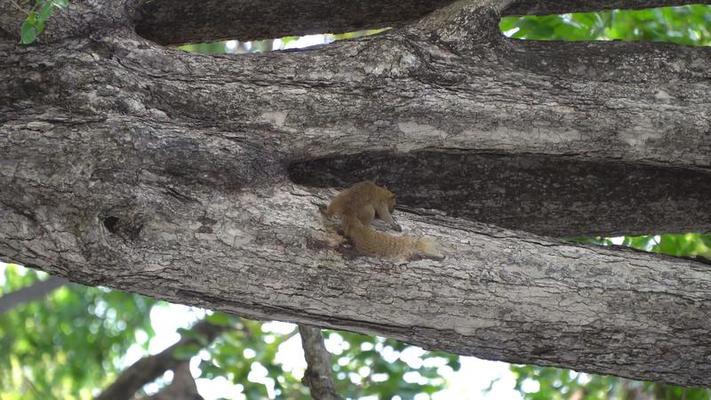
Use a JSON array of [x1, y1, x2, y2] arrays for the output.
[[299, 325, 342, 400], [0, 276, 68, 314], [132, 0, 706, 45]]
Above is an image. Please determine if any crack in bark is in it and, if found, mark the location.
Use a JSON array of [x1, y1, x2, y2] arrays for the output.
[[290, 151, 711, 236]]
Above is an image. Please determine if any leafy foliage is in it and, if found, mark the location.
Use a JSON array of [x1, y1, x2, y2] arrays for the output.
[[18, 0, 70, 44], [192, 314, 459, 399], [325, 330, 459, 399], [0, 264, 158, 399], [500, 5, 710, 46], [511, 364, 711, 400], [570, 233, 711, 259], [198, 317, 305, 399], [511, 367, 617, 400]]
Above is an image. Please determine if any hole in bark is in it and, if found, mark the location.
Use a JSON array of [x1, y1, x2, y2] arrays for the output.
[[500, 5, 710, 47], [103, 216, 120, 234], [101, 215, 144, 240], [288, 151, 711, 237]]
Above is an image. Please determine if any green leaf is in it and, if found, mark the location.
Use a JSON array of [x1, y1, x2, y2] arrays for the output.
[[20, 20, 38, 44], [1, 264, 159, 398], [206, 312, 233, 327], [38, 1, 54, 21], [198, 360, 226, 379], [26, 10, 37, 25], [172, 343, 201, 360], [700, 235, 711, 248], [18, 0, 71, 45]]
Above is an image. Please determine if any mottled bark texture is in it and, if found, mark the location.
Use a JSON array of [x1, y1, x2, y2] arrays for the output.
[[1, 0, 711, 387]]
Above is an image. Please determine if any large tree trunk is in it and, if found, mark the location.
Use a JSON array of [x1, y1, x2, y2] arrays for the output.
[[1, 0, 710, 387]]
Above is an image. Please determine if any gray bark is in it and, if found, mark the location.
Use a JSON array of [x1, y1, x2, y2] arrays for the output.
[[299, 325, 342, 400], [1, 0, 711, 388]]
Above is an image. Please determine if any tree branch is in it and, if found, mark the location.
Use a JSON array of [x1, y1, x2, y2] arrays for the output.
[[1, 0, 707, 45], [2, 29, 708, 235], [95, 319, 228, 400], [299, 325, 341, 400], [146, 362, 203, 400], [504, 0, 711, 16], [130, 0, 708, 45], [410, 0, 515, 53], [3, 177, 711, 386], [1, 0, 710, 388], [0, 276, 68, 314]]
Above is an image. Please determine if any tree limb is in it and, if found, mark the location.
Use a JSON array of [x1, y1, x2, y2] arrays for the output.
[[3, 0, 705, 46], [95, 319, 228, 400], [0, 276, 68, 314], [130, 0, 709, 45], [1, 0, 710, 388], [4, 178, 711, 386], [1, 24, 709, 235], [299, 325, 342, 400], [146, 362, 203, 400]]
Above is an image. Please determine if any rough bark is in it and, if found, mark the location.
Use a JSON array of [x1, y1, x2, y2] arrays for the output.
[[299, 325, 342, 400], [1, 0, 711, 388]]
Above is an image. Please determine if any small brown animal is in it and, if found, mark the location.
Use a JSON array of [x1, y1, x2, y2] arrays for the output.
[[325, 181, 443, 260]]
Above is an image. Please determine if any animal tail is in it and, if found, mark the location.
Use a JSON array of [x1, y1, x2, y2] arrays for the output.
[[343, 216, 443, 260]]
